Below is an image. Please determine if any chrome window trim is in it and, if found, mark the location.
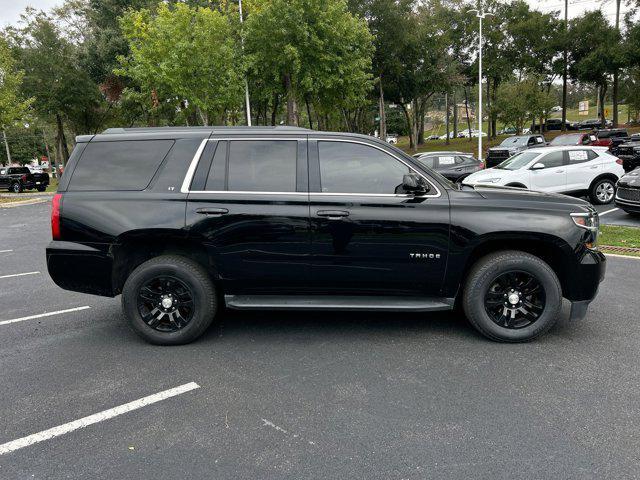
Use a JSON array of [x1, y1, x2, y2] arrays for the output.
[[181, 136, 442, 198]]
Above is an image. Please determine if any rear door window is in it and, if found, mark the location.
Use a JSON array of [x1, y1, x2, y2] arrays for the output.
[[227, 140, 297, 192], [68, 140, 174, 191], [537, 151, 565, 168]]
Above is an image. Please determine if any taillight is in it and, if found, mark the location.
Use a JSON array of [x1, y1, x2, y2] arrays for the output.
[[480, 161, 486, 169], [616, 158, 623, 165], [51, 193, 62, 240], [21, 174, 27, 182]]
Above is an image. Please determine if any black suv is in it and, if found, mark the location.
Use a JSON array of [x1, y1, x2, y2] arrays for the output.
[[486, 135, 546, 168], [46, 127, 605, 345]]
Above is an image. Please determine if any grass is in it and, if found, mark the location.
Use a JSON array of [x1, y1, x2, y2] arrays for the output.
[[598, 225, 640, 257], [0, 196, 34, 204]]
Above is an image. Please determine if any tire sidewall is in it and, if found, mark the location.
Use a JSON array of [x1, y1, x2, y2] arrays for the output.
[[12, 182, 21, 193], [465, 255, 562, 342], [122, 259, 216, 345]]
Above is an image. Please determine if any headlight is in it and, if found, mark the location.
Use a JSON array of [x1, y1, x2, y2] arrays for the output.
[[571, 211, 599, 247]]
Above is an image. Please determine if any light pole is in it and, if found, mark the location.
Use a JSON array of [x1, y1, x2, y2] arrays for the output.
[[238, 0, 252, 126], [468, 7, 491, 162]]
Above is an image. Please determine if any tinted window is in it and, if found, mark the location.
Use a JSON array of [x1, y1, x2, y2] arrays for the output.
[[417, 156, 435, 168], [495, 151, 540, 170], [537, 151, 564, 168], [318, 141, 409, 194], [227, 140, 297, 192], [69, 140, 174, 191], [205, 141, 227, 191], [550, 134, 581, 146]]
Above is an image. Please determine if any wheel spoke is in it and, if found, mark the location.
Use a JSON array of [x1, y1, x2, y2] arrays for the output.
[[484, 270, 546, 330], [137, 275, 195, 333]]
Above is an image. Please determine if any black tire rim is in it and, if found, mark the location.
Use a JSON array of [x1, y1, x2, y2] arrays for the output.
[[484, 270, 546, 329], [12, 183, 20, 193], [137, 276, 195, 332]]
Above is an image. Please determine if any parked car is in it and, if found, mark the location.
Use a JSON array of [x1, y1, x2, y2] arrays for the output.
[[531, 119, 578, 132], [498, 127, 517, 135], [413, 151, 484, 182], [438, 132, 456, 140], [592, 128, 629, 148], [0, 166, 49, 192], [426, 134, 440, 141], [550, 105, 562, 113], [615, 137, 640, 172], [549, 133, 597, 147], [486, 134, 546, 168], [386, 134, 398, 144], [464, 146, 624, 204], [614, 168, 640, 215], [577, 118, 613, 130], [47, 126, 605, 345]]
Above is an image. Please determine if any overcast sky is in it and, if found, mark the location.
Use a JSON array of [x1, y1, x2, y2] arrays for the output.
[[0, 0, 634, 28]]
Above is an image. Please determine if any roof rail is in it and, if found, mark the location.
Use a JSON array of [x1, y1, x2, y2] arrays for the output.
[[101, 126, 311, 134]]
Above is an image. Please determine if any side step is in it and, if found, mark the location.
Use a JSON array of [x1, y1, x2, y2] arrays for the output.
[[224, 295, 454, 312]]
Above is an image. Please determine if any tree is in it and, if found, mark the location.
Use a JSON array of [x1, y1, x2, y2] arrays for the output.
[[0, 36, 32, 164], [568, 11, 621, 128], [495, 78, 553, 133], [245, 0, 373, 127], [118, 3, 243, 126]]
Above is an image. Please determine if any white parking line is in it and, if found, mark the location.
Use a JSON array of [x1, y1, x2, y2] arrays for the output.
[[599, 208, 619, 216], [0, 382, 200, 455], [0, 249, 13, 253], [0, 271, 40, 279], [0, 306, 91, 326]]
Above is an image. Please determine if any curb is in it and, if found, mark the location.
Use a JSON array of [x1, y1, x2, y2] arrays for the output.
[[0, 198, 49, 208]]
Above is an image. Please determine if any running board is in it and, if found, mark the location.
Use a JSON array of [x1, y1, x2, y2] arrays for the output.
[[224, 295, 455, 312]]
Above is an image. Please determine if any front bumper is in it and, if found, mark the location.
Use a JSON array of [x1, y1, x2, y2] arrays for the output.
[[566, 249, 606, 320], [46, 241, 115, 296], [615, 197, 640, 213]]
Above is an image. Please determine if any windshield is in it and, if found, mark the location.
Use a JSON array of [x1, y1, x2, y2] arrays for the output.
[[494, 151, 540, 170], [550, 134, 581, 146], [499, 136, 529, 147]]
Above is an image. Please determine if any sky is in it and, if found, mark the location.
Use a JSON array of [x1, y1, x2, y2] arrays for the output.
[[0, 0, 634, 28]]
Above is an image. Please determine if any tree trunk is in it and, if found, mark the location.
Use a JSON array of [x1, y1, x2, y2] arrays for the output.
[[284, 73, 298, 126], [464, 86, 472, 143], [305, 97, 313, 129], [599, 84, 607, 128], [55, 114, 70, 165], [452, 91, 458, 139], [271, 93, 279, 126], [2, 130, 11, 165], [445, 92, 450, 145], [491, 80, 498, 138], [418, 99, 426, 145], [378, 75, 387, 141], [399, 103, 414, 150], [411, 99, 419, 152]]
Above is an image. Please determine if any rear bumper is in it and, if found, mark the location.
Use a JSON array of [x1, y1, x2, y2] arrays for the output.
[[46, 241, 115, 296]]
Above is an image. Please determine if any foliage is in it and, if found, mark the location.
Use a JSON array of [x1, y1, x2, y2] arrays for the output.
[[0, 37, 32, 129], [494, 78, 553, 133]]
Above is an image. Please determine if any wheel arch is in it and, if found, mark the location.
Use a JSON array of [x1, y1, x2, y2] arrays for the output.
[[504, 182, 527, 188], [589, 172, 619, 188], [111, 230, 215, 295]]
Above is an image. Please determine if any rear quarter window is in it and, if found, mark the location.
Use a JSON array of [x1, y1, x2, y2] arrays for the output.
[[68, 140, 174, 191]]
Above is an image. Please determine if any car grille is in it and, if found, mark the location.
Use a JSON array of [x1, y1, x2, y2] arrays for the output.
[[617, 146, 636, 156], [488, 150, 510, 159], [617, 187, 640, 202]]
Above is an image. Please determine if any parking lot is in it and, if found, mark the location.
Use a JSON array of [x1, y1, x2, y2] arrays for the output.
[[1, 200, 639, 479]]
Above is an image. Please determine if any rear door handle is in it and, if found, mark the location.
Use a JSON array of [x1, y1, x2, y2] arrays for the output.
[[196, 207, 229, 216], [317, 210, 349, 220]]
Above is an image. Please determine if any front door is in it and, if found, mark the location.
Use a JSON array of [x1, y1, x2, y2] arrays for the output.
[[185, 137, 311, 294], [530, 150, 567, 192], [308, 138, 450, 296]]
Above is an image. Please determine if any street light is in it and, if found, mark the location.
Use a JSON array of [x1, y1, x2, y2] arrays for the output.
[[238, 0, 252, 126], [468, 7, 492, 162]]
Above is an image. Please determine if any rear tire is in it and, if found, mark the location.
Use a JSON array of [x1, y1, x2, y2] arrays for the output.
[[37, 185, 46, 192], [589, 177, 616, 205], [122, 255, 217, 345], [10, 182, 22, 193], [462, 250, 562, 342]]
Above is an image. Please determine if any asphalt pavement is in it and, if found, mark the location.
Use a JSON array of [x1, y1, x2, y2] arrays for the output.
[[1, 201, 639, 479]]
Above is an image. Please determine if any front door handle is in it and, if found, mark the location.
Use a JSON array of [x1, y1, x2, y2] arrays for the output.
[[317, 210, 349, 220], [196, 207, 229, 216]]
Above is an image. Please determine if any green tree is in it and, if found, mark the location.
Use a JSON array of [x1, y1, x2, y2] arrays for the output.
[[0, 37, 32, 164], [245, 0, 373, 127], [495, 78, 553, 134], [118, 3, 244, 125]]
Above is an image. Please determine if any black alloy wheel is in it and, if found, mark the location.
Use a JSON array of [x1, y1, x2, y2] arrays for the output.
[[137, 275, 195, 332], [483, 271, 545, 329]]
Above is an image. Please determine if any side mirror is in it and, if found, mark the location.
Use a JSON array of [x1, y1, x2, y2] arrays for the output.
[[402, 173, 430, 194], [531, 163, 545, 170]]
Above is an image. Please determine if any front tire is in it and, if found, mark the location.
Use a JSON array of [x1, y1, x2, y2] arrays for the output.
[[462, 250, 562, 342], [37, 185, 46, 192], [589, 178, 616, 205], [122, 255, 217, 345], [11, 182, 22, 193]]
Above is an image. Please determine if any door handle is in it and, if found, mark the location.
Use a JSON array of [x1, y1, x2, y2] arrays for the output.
[[196, 207, 229, 216], [317, 210, 349, 220], [590, 165, 598, 169], [555, 170, 565, 173]]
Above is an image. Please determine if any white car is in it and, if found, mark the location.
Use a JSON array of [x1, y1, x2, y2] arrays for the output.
[[463, 146, 625, 204]]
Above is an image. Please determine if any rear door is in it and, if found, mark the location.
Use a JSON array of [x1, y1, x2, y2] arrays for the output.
[[565, 149, 600, 192], [308, 137, 450, 296], [185, 136, 311, 294], [529, 150, 567, 192]]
